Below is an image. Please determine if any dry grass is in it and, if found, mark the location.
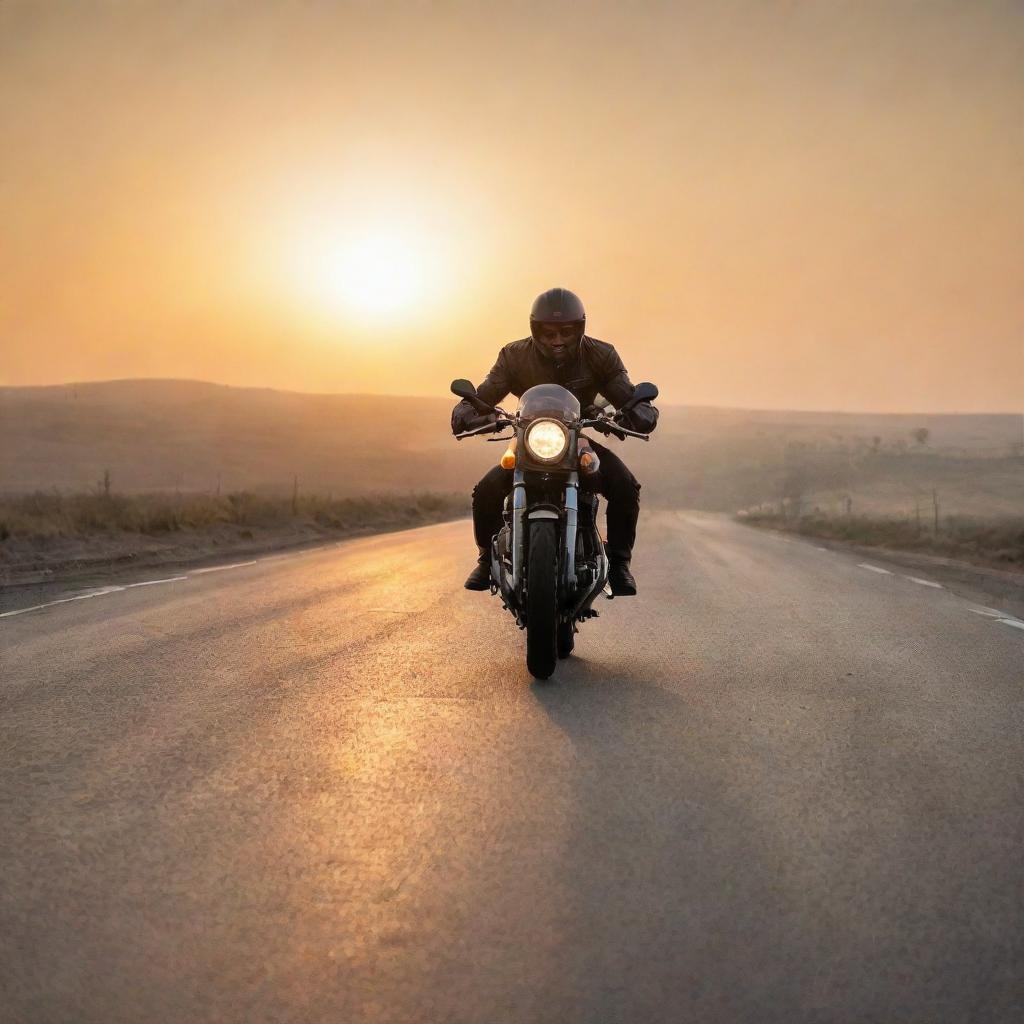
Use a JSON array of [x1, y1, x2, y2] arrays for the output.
[[742, 510, 1024, 569], [0, 490, 468, 542]]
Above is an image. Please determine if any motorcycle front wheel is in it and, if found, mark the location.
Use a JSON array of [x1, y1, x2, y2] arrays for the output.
[[525, 519, 559, 680]]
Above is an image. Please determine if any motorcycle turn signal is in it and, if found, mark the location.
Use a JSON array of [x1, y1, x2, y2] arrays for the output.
[[578, 438, 600, 474]]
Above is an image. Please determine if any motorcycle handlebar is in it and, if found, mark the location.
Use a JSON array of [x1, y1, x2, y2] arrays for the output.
[[455, 417, 514, 440], [457, 415, 649, 443], [578, 417, 650, 441]]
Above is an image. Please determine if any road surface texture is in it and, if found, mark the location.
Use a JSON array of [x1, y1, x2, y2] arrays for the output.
[[2, 512, 1022, 1023]]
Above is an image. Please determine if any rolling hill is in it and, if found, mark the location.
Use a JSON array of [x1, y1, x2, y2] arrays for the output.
[[2, 379, 1021, 516]]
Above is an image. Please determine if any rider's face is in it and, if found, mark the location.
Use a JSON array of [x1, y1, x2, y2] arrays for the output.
[[535, 322, 581, 363]]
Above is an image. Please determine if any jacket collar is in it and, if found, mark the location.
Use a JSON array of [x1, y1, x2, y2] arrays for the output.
[[530, 335, 583, 368]]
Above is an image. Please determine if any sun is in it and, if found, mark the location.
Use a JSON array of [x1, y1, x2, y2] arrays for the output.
[[320, 231, 428, 317], [288, 222, 435, 326]]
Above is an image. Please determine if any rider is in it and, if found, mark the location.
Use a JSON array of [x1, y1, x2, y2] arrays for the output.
[[451, 287, 659, 596]]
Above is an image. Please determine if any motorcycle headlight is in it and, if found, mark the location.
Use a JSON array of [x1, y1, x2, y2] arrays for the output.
[[525, 419, 569, 463]]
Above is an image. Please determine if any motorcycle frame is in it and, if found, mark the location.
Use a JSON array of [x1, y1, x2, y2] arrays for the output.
[[489, 424, 610, 629]]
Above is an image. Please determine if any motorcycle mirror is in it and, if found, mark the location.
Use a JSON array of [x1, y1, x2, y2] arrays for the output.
[[451, 377, 499, 415], [619, 381, 659, 411]]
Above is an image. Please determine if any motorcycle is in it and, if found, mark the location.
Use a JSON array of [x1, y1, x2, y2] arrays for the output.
[[451, 377, 658, 680]]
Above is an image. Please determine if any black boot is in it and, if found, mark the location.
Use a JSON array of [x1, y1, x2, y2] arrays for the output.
[[608, 560, 637, 597], [464, 553, 492, 591]]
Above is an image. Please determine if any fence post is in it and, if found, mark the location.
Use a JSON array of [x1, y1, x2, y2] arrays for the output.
[[932, 489, 939, 535]]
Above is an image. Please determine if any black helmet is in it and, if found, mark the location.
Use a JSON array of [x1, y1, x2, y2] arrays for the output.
[[530, 287, 586, 329], [529, 288, 586, 365]]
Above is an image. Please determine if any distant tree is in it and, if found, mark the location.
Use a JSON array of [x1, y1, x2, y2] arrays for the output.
[[910, 427, 930, 447], [870, 435, 882, 455]]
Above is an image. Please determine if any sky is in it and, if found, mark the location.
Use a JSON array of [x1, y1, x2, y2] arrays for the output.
[[1, 0, 1022, 412]]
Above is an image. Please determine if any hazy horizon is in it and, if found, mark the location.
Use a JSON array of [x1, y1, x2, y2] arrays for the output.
[[4, 374, 1024, 420], [3, 1, 1022, 413]]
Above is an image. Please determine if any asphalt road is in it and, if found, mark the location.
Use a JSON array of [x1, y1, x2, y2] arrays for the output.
[[2, 512, 1023, 1024]]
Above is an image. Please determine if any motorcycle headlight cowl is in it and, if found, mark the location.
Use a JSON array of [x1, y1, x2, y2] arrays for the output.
[[525, 419, 569, 463]]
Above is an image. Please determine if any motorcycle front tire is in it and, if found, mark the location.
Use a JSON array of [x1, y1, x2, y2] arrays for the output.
[[525, 519, 559, 680]]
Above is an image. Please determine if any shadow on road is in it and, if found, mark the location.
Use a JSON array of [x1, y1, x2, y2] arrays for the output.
[[528, 657, 815, 1023]]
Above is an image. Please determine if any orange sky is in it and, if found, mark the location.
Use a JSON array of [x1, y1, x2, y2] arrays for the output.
[[2, 0, 1022, 412]]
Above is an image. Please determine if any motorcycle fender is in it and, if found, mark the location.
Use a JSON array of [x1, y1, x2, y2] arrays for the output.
[[527, 510, 560, 520]]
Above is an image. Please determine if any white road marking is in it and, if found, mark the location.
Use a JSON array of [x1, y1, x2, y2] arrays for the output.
[[192, 561, 257, 575], [3, 574, 189, 620], [1, 540, 350, 622], [0, 585, 126, 619], [968, 606, 1013, 619], [814, 546, 828, 551], [905, 576, 942, 589], [858, 563, 892, 575], [997, 618, 1024, 631], [124, 576, 188, 588]]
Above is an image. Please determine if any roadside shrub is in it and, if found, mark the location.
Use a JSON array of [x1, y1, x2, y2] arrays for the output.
[[742, 510, 1024, 568], [0, 489, 467, 542]]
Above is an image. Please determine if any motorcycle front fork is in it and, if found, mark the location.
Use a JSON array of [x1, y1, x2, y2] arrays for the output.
[[508, 469, 580, 595]]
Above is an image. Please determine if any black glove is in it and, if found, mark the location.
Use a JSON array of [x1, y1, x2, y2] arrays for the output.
[[615, 402, 658, 434], [451, 400, 475, 434], [452, 400, 496, 435], [583, 405, 614, 435]]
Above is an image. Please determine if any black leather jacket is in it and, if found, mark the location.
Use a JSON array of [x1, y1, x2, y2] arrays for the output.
[[452, 335, 659, 435]]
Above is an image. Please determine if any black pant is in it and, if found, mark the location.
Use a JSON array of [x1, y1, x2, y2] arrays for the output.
[[471, 440, 641, 565]]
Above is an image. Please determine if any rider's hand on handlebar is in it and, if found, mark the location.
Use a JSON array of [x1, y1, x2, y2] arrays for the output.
[[468, 412, 498, 431], [582, 404, 614, 435], [453, 409, 497, 435]]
